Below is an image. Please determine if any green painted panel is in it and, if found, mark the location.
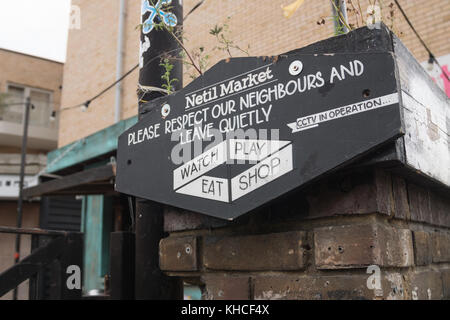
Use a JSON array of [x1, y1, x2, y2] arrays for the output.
[[184, 285, 202, 300], [47, 116, 137, 173], [82, 195, 113, 295]]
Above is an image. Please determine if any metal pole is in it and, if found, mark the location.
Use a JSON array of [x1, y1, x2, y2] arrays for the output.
[[12, 96, 31, 300], [331, 0, 349, 35]]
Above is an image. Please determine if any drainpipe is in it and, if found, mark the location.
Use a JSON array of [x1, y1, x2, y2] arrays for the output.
[[115, 0, 126, 123]]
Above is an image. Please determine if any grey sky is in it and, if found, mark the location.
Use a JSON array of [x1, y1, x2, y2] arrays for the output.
[[0, 0, 72, 62]]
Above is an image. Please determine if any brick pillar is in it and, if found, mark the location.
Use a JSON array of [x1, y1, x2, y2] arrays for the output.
[[159, 167, 450, 300]]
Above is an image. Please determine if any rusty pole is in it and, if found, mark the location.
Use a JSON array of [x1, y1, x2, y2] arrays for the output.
[[12, 96, 31, 300]]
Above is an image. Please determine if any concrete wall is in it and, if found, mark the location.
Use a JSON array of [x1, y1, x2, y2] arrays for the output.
[[58, 0, 450, 147]]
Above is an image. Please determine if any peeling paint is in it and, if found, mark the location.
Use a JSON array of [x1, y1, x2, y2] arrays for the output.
[[426, 109, 440, 141], [386, 273, 404, 300]]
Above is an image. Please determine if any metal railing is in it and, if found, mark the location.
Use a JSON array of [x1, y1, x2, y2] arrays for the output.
[[0, 226, 83, 300]]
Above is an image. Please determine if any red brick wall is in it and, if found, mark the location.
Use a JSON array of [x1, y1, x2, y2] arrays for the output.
[[159, 168, 450, 300]]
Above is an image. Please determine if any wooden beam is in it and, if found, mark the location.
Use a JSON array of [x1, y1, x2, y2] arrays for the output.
[[23, 164, 116, 198], [0, 226, 76, 236]]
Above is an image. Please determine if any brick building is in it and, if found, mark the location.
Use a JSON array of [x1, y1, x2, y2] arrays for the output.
[[0, 48, 64, 299], [59, 0, 450, 147], [26, 0, 449, 299]]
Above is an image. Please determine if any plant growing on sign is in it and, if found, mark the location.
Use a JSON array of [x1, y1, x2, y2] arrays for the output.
[[209, 19, 250, 58], [117, 24, 405, 220], [139, 0, 251, 91], [160, 58, 178, 95], [283, 0, 400, 36]]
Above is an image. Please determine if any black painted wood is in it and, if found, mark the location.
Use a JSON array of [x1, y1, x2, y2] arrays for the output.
[[117, 51, 403, 220], [23, 164, 115, 198], [0, 237, 66, 298], [119, 24, 449, 222], [134, 199, 182, 299], [110, 231, 135, 300]]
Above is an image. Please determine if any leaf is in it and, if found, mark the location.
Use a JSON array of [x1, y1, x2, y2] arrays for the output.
[[209, 25, 223, 36]]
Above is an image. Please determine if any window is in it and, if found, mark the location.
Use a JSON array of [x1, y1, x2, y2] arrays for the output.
[[7, 85, 25, 100], [29, 89, 52, 127], [2, 84, 54, 127], [0, 85, 25, 123]]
